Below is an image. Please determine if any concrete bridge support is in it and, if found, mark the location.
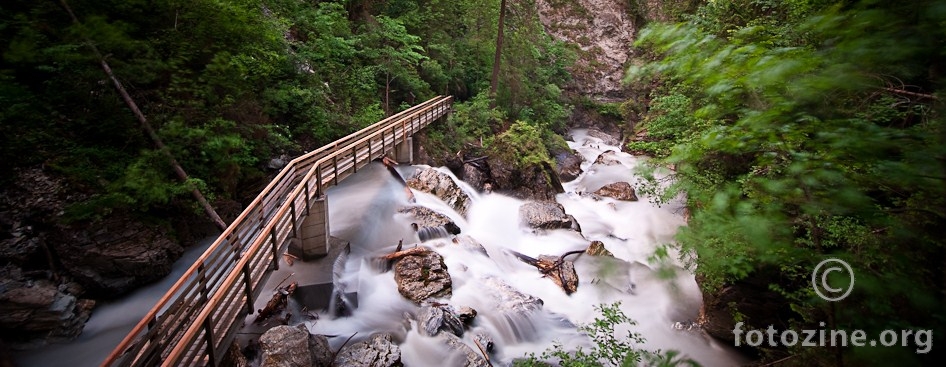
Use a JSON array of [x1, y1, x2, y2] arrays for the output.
[[289, 196, 330, 260], [395, 136, 413, 164]]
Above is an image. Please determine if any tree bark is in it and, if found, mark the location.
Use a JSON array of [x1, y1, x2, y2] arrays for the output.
[[59, 0, 228, 232], [489, 0, 507, 108]]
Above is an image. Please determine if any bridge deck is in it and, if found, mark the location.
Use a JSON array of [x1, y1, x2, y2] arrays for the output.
[[102, 96, 452, 367]]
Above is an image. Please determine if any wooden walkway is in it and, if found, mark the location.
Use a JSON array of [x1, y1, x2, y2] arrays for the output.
[[102, 96, 453, 366]]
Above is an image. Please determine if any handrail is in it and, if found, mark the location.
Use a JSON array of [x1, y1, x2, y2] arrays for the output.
[[103, 96, 452, 366]]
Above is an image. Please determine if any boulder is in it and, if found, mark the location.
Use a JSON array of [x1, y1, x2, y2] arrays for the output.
[[518, 202, 580, 231], [398, 206, 453, 228], [259, 325, 311, 367], [556, 151, 584, 182], [585, 241, 614, 257], [335, 333, 402, 367], [407, 168, 473, 218], [481, 277, 543, 314], [537, 254, 579, 295], [393, 248, 452, 303], [456, 306, 478, 326], [592, 182, 638, 201], [418, 305, 465, 337], [593, 150, 623, 166], [486, 158, 564, 202], [586, 128, 620, 146], [462, 163, 489, 193], [451, 235, 489, 256]]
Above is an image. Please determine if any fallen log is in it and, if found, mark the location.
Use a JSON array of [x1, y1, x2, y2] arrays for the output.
[[254, 281, 298, 324], [508, 250, 583, 295], [379, 246, 430, 261]]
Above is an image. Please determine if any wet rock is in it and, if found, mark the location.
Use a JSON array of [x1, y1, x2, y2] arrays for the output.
[[519, 202, 580, 231], [481, 277, 543, 314], [0, 265, 94, 348], [335, 333, 402, 367], [393, 248, 452, 303], [451, 235, 489, 256], [536, 254, 580, 295], [439, 333, 490, 367], [462, 163, 489, 193], [585, 241, 614, 257], [557, 151, 584, 182], [407, 168, 472, 218], [418, 305, 465, 337], [309, 333, 333, 367], [586, 128, 620, 146], [592, 182, 638, 201], [397, 206, 453, 229], [457, 306, 478, 326], [593, 150, 623, 166], [259, 325, 313, 367]]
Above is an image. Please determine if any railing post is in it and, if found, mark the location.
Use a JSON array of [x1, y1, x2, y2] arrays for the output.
[[352, 146, 357, 173], [270, 231, 279, 271], [290, 202, 298, 238], [304, 184, 311, 215], [242, 262, 255, 314]]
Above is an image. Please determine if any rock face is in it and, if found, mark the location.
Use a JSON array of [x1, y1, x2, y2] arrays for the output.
[[393, 248, 452, 303], [536, 254, 580, 295], [698, 272, 796, 344], [535, 0, 638, 97], [57, 217, 183, 296], [418, 305, 465, 337], [556, 151, 584, 182], [519, 202, 580, 231], [0, 168, 184, 299], [257, 325, 332, 367], [592, 182, 638, 201], [593, 150, 623, 166], [0, 265, 94, 348], [335, 333, 403, 367], [407, 168, 473, 218], [451, 235, 489, 256]]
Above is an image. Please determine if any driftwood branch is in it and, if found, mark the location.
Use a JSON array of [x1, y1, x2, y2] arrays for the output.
[[882, 87, 939, 100], [254, 281, 297, 324], [508, 250, 581, 295], [472, 338, 493, 367], [59, 0, 227, 231]]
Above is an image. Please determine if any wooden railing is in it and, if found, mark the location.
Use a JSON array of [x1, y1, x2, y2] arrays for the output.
[[102, 96, 453, 367]]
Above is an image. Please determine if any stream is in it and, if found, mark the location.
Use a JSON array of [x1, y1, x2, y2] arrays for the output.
[[15, 128, 745, 366], [250, 128, 746, 366]]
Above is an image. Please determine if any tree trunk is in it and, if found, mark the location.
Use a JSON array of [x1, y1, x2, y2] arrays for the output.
[[489, 0, 507, 108], [59, 0, 228, 232]]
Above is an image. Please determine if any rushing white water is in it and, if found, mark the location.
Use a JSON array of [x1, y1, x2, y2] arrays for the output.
[[243, 129, 747, 366], [14, 235, 217, 367]]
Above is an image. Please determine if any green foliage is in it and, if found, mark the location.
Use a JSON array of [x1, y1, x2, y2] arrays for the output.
[[487, 120, 555, 168], [515, 303, 698, 367], [629, 0, 946, 363]]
